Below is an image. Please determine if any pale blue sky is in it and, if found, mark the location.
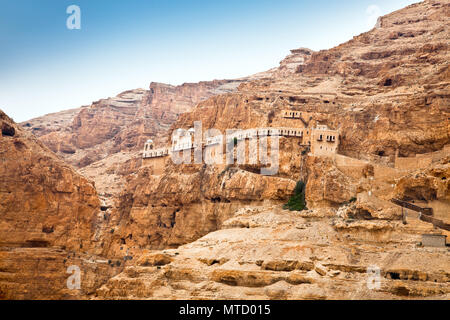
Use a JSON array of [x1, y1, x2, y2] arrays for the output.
[[0, 0, 419, 122]]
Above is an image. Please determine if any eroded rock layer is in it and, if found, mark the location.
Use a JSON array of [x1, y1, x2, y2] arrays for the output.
[[0, 110, 126, 299], [21, 81, 243, 199], [109, 0, 449, 257], [2, 0, 449, 300], [96, 205, 449, 300]]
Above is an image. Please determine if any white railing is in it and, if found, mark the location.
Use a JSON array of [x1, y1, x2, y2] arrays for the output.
[[143, 148, 169, 159], [143, 126, 335, 158]]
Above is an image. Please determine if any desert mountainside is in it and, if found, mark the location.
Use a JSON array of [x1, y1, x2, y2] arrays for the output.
[[0, 0, 449, 299], [21, 80, 245, 199]]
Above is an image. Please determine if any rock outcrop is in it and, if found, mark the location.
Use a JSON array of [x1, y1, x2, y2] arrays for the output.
[[0, 110, 100, 251], [3, 0, 449, 300], [0, 109, 126, 299], [110, 0, 449, 257], [96, 205, 450, 300], [21, 81, 244, 199]]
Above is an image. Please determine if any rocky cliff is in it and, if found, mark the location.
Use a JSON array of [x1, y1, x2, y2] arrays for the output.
[[108, 0, 449, 256], [3, 0, 449, 300], [21, 80, 244, 200], [97, 204, 449, 300], [0, 110, 124, 299], [0, 110, 100, 251]]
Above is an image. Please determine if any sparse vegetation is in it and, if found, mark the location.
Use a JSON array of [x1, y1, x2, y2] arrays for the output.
[[283, 180, 307, 211]]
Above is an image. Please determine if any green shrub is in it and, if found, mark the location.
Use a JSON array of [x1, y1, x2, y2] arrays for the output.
[[283, 181, 307, 211]]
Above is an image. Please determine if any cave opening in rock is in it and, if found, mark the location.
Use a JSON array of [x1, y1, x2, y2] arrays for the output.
[[170, 209, 179, 228], [388, 272, 401, 280], [1, 123, 15, 137], [383, 78, 392, 86], [393, 286, 410, 296], [211, 197, 222, 203], [42, 226, 54, 234], [24, 240, 50, 248], [403, 187, 437, 201]]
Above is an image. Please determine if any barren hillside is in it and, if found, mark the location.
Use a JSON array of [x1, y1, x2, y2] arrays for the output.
[[0, 0, 448, 300]]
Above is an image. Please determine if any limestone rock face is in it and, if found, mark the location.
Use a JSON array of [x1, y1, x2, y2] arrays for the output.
[[102, 164, 297, 256], [276, 48, 314, 76], [3, 0, 450, 300], [22, 82, 243, 167], [0, 110, 100, 251], [21, 81, 242, 200], [0, 248, 123, 300], [0, 110, 125, 299], [96, 205, 450, 300], [394, 161, 450, 201], [305, 157, 355, 208], [107, 0, 449, 260]]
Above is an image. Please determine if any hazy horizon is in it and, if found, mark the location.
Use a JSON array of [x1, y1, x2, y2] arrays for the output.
[[0, 0, 419, 122]]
